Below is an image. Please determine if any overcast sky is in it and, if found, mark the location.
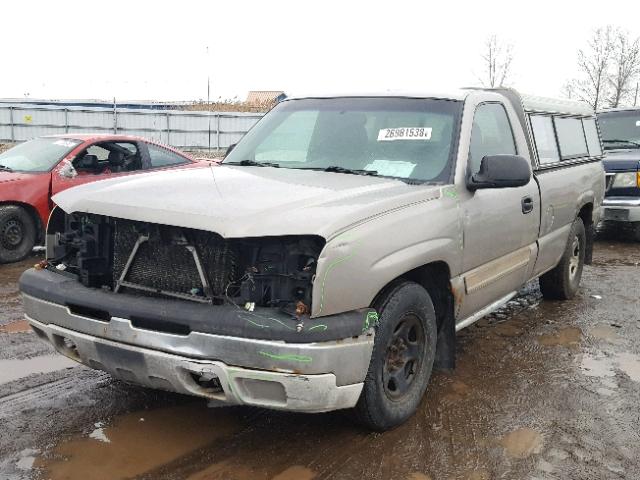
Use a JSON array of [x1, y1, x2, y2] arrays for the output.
[[2, 0, 640, 102]]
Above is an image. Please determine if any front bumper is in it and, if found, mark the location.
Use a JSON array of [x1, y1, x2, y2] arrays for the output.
[[602, 197, 640, 223], [28, 317, 364, 412], [21, 269, 376, 413]]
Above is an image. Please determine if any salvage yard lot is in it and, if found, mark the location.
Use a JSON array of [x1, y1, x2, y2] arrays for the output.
[[1, 237, 639, 480]]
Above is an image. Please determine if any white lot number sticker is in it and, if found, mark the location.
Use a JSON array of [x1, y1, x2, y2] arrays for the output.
[[636, 120, 640, 127], [378, 127, 432, 141]]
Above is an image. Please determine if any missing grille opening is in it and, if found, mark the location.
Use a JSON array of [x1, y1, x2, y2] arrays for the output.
[[130, 316, 191, 336], [67, 303, 111, 322]]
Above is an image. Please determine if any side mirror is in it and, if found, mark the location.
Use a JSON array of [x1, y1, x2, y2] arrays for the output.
[[467, 154, 532, 191], [224, 143, 237, 158], [57, 160, 78, 179]]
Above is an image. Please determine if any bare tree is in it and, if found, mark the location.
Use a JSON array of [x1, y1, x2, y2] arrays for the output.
[[608, 30, 640, 107], [479, 35, 514, 88], [565, 26, 614, 110]]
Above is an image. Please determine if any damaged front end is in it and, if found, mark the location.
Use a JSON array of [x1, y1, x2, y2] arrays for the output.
[[46, 210, 323, 319], [20, 209, 376, 411]]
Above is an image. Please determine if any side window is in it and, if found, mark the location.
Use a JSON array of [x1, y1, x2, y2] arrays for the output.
[[469, 103, 516, 174], [530, 115, 560, 164], [582, 118, 603, 157], [85, 145, 110, 161], [555, 117, 588, 160], [147, 144, 188, 168]]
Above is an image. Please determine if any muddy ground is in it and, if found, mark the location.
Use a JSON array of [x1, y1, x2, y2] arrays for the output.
[[0, 236, 639, 480]]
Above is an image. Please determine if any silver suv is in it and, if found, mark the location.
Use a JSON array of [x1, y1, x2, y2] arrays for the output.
[[20, 88, 605, 430]]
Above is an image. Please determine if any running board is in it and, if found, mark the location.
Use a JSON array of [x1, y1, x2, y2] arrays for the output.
[[455, 292, 517, 332]]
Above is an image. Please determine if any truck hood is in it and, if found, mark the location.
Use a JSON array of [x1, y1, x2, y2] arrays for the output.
[[53, 165, 443, 239], [602, 150, 640, 172]]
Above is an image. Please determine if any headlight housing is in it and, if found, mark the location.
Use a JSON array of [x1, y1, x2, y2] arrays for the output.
[[612, 172, 640, 188]]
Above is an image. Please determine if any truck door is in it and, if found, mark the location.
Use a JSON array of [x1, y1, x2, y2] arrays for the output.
[[458, 102, 541, 320]]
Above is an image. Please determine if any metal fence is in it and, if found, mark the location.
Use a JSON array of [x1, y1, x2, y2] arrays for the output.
[[0, 103, 264, 150]]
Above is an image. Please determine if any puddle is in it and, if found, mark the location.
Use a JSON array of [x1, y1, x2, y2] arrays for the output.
[[187, 460, 261, 480], [580, 353, 615, 378], [37, 402, 241, 480], [188, 463, 316, 480], [579, 352, 640, 383], [0, 354, 77, 384], [272, 466, 317, 480], [537, 327, 582, 349], [15, 448, 39, 471], [461, 470, 490, 480], [589, 324, 621, 343], [500, 428, 544, 458], [0, 319, 32, 333], [407, 474, 433, 480], [616, 353, 640, 382]]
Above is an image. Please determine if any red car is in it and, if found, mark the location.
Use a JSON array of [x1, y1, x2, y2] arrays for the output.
[[0, 134, 209, 263]]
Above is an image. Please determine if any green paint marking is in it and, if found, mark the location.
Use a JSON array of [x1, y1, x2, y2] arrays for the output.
[[363, 311, 379, 331], [444, 188, 458, 199], [308, 324, 328, 332], [258, 351, 313, 363], [240, 314, 296, 331]]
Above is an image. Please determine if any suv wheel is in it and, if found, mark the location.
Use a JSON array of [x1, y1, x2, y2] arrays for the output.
[[353, 281, 437, 431], [0, 205, 36, 264], [539, 217, 586, 300]]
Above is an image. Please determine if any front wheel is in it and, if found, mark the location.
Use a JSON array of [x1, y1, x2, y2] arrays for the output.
[[353, 281, 437, 431], [539, 217, 586, 300], [0, 205, 37, 264]]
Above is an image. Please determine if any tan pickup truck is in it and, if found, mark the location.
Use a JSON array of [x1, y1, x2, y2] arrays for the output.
[[20, 88, 605, 430]]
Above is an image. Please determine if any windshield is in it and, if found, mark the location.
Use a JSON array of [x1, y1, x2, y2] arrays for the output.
[[0, 137, 82, 172], [597, 110, 640, 150], [224, 97, 462, 182]]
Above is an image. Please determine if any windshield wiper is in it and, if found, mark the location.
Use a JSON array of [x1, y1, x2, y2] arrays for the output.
[[224, 159, 280, 167], [0, 164, 13, 172], [320, 166, 379, 176], [602, 139, 640, 149]]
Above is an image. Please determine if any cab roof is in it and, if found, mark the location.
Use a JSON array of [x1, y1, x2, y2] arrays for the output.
[[286, 88, 594, 116]]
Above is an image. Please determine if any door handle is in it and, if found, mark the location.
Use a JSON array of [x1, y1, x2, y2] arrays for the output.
[[521, 196, 534, 214]]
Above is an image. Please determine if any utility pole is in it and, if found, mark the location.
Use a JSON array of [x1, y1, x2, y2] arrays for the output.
[[206, 45, 211, 151], [635, 82, 639, 107]]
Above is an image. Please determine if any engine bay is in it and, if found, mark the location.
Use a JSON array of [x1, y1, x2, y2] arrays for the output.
[[47, 212, 324, 315]]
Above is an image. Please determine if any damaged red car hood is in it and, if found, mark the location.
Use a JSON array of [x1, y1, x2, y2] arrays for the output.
[[52, 165, 443, 239]]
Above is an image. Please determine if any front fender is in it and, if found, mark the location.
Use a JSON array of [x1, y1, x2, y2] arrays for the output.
[[311, 191, 462, 317]]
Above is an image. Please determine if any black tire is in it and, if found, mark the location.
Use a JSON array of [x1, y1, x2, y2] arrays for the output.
[[354, 281, 437, 431], [632, 222, 640, 242], [0, 205, 36, 264], [539, 217, 586, 300]]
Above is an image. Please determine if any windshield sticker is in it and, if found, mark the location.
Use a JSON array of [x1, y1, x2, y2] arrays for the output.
[[636, 121, 640, 127], [53, 140, 78, 148], [364, 159, 416, 177], [378, 127, 432, 141]]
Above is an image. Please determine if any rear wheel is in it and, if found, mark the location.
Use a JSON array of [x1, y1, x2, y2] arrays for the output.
[[353, 281, 437, 431], [539, 217, 585, 300], [0, 205, 36, 264]]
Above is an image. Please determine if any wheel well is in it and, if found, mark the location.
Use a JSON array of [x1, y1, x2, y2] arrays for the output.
[[372, 261, 456, 370], [578, 203, 594, 265], [0, 201, 44, 244]]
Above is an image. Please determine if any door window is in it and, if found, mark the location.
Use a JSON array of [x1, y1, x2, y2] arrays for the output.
[[469, 103, 517, 174], [147, 144, 188, 168]]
